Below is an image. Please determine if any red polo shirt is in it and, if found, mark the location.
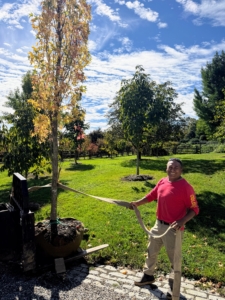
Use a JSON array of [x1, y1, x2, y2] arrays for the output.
[[145, 177, 199, 224]]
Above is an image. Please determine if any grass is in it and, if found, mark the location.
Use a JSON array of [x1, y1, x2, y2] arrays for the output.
[[0, 153, 225, 290]]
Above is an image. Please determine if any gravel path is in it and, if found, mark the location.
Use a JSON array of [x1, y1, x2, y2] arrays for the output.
[[0, 260, 137, 300]]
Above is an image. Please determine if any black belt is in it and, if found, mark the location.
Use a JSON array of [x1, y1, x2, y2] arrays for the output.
[[157, 219, 170, 225]]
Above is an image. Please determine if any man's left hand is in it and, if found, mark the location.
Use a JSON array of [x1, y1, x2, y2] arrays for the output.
[[170, 220, 183, 230]]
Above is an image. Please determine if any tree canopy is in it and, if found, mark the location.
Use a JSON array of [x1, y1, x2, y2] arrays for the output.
[[109, 65, 183, 174], [64, 119, 88, 163], [193, 50, 225, 135]]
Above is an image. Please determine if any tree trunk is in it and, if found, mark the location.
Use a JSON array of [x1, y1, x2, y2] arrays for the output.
[[74, 149, 79, 164], [138, 152, 142, 160], [50, 0, 61, 238], [136, 149, 140, 175], [50, 115, 58, 222]]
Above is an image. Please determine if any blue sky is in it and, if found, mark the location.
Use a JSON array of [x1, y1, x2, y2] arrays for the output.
[[0, 0, 225, 132]]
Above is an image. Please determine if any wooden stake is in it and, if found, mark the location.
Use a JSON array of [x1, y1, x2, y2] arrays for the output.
[[172, 230, 182, 300]]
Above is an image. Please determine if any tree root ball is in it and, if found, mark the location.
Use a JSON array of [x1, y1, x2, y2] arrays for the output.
[[34, 218, 84, 259]]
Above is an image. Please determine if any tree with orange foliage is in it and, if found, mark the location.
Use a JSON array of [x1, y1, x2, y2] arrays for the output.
[[28, 0, 91, 225]]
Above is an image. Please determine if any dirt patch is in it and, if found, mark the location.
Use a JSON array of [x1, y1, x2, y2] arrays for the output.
[[35, 218, 83, 246], [122, 174, 154, 181]]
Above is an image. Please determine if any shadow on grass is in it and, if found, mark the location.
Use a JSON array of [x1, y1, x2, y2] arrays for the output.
[[121, 157, 225, 175], [121, 158, 166, 173], [182, 158, 225, 175], [0, 176, 53, 206], [27, 176, 52, 206], [131, 186, 148, 193], [0, 183, 12, 202], [27, 177, 85, 207], [186, 191, 225, 244], [144, 181, 156, 189], [65, 163, 95, 171], [28, 176, 51, 187], [131, 181, 156, 194]]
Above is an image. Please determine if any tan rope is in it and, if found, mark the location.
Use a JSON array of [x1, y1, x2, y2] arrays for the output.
[[28, 184, 52, 192], [28, 182, 172, 238], [132, 205, 172, 238]]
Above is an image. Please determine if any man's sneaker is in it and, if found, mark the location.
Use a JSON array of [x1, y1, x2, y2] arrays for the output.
[[166, 292, 172, 300], [134, 274, 155, 286]]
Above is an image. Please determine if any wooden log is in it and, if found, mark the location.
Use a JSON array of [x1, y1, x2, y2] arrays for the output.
[[172, 230, 182, 300], [65, 244, 109, 263]]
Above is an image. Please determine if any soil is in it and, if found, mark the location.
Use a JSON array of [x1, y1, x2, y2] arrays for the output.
[[122, 174, 154, 181], [35, 218, 83, 247]]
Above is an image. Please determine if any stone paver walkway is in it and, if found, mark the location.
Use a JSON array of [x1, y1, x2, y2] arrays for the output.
[[73, 263, 225, 300]]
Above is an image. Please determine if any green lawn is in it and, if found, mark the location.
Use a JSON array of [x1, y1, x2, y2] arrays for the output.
[[0, 153, 225, 290]]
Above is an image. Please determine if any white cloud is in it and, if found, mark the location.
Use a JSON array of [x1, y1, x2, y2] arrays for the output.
[[80, 39, 225, 129], [30, 30, 36, 36], [95, 0, 120, 21], [1, 39, 225, 130], [115, 0, 126, 4], [0, 0, 40, 28], [176, 0, 199, 13], [151, 33, 161, 43], [0, 46, 31, 116], [120, 37, 131, 45], [176, 0, 225, 26], [88, 0, 127, 27], [16, 47, 29, 54], [125, 0, 158, 22], [114, 36, 133, 53], [15, 24, 24, 29], [16, 49, 24, 53], [89, 24, 119, 52], [157, 22, 168, 28], [88, 40, 98, 52]]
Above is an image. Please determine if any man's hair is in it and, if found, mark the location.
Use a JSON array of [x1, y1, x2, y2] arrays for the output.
[[168, 158, 183, 167]]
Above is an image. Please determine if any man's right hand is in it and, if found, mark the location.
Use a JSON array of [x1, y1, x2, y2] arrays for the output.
[[129, 201, 138, 210]]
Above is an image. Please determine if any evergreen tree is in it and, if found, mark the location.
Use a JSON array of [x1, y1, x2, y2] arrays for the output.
[[193, 51, 225, 133]]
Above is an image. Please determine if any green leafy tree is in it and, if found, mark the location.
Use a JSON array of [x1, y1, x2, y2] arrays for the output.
[[89, 128, 104, 144], [104, 129, 117, 158], [196, 119, 212, 140], [112, 66, 180, 174], [183, 117, 197, 140], [0, 119, 9, 153], [0, 72, 49, 178], [64, 119, 88, 163], [193, 51, 225, 133], [146, 111, 185, 156], [214, 90, 225, 141], [145, 82, 184, 150]]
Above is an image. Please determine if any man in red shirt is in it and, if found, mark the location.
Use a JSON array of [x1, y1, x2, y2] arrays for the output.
[[130, 158, 199, 292]]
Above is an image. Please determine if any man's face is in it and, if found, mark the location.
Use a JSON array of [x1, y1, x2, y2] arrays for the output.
[[166, 160, 182, 182]]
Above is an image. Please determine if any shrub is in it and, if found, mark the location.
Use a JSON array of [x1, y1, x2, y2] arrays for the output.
[[213, 144, 225, 153]]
